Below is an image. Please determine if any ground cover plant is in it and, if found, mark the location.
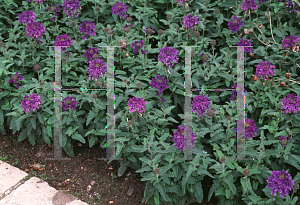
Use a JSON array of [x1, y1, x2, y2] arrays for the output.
[[1, 0, 300, 204]]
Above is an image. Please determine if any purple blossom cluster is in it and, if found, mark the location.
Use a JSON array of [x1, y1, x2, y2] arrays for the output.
[[144, 27, 154, 35], [234, 117, 257, 140], [18, 11, 36, 24], [240, 0, 258, 12], [237, 39, 253, 54], [7, 72, 24, 89], [281, 35, 300, 50], [127, 97, 147, 114], [281, 93, 300, 114], [21, 94, 41, 114], [182, 14, 199, 31], [255, 61, 277, 82], [192, 94, 212, 118], [111, 1, 128, 19], [229, 84, 248, 101], [62, 0, 81, 18], [78, 20, 96, 40], [53, 34, 73, 52], [177, 0, 188, 5], [123, 24, 133, 33], [27, 0, 43, 4], [87, 59, 107, 81], [32, 63, 41, 72], [227, 16, 244, 33], [61, 96, 78, 111], [266, 169, 294, 197], [279, 135, 291, 148], [158, 46, 179, 68], [286, 0, 300, 14], [200, 52, 209, 63], [172, 125, 196, 151], [25, 21, 46, 44], [149, 75, 169, 102], [131, 40, 146, 54], [258, 0, 268, 2], [45, 5, 60, 21], [84, 47, 101, 64]]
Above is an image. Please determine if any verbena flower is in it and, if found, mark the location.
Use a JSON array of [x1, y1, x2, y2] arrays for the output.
[[281, 35, 300, 50], [27, 0, 43, 4], [131, 40, 146, 54], [87, 59, 107, 81], [84, 47, 101, 64], [181, 14, 199, 30], [258, 0, 268, 2], [62, 0, 81, 18], [61, 96, 78, 111], [200, 52, 209, 63], [177, 0, 188, 5], [158, 46, 179, 68], [266, 169, 294, 197], [149, 75, 169, 102], [240, 0, 258, 12], [127, 97, 147, 114], [286, 0, 300, 14], [32, 63, 41, 72], [172, 125, 196, 151], [78, 20, 96, 40], [235, 117, 257, 140], [279, 135, 291, 148], [123, 24, 133, 33], [255, 61, 277, 82], [54, 34, 73, 52], [111, 1, 128, 19], [18, 11, 36, 24], [229, 84, 248, 101], [25, 21, 46, 44], [21, 94, 41, 114], [281, 93, 300, 114], [237, 39, 253, 54], [227, 16, 244, 33], [46, 5, 60, 21], [192, 94, 212, 118], [7, 72, 24, 89], [144, 27, 154, 35]]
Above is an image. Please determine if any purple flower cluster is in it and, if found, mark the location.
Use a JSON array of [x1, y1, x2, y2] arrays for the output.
[[192, 94, 212, 118], [281, 35, 300, 50], [286, 0, 300, 14], [266, 169, 294, 197], [240, 0, 258, 12], [237, 39, 253, 54], [281, 93, 300, 114], [229, 84, 248, 101], [127, 97, 147, 114], [177, 0, 188, 5], [62, 0, 81, 18], [53, 34, 73, 52], [144, 27, 154, 35], [7, 72, 24, 89], [27, 0, 43, 4], [111, 1, 128, 19], [78, 20, 96, 40], [173, 125, 196, 151], [149, 75, 169, 102], [158, 46, 179, 68], [61, 96, 78, 111], [25, 21, 46, 44], [45, 5, 60, 21], [84, 47, 101, 64], [279, 135, 291, 148], [200, 52, 209, 63], [18, 11, 36, 24], [182, 14, 199, 31], [255, 61, 277, 82], [227, 16, 244, 33], [87, 59, 107, 81], [258, 0, 268, 2], [131, 40, 146, 54], [21, 94, 41, 114], [32, 63, 41, 72], [123, 24, 133, 33], [234, 117, 257, 140]]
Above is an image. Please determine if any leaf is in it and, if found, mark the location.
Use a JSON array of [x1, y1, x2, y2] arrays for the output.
[[30, 116, 36, 130], [85, 129, 95, 136], [160, 164, 173, 175], [265, 92, 275, 104], [28, 130, 36, 146], [163, 106, 175, 115], [18, 129, 27, 141], [192, 181, 204, 203], [182, 165, 195, 194], [86, 110, 97, 126], [208, 179, 220, 201], [44, 107, 53, 115], [37, 112, 44, 124], [273, 28, 283, 38], [118, 160, 127, 177], [293, 172, 300, 183], [89, 135, 98, 147], [71, 132, 86, 144], [218, 72, 232, 81], [155, 182, 171, 202], [224, 174, 236, 195], [218, 13, 224, 25]]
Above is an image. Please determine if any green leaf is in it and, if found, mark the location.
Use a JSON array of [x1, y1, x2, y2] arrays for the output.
[[273, 28, 283, 38], [192, 181, 204, 203], [218, 72, 232, 81], [47, 125, 52, 138], [37, 112, 44, 124], [44, 107, 53, 115], [265, 92, 275, 104], [208, 179, 220, 202], [18, 129, 27, 141], [66, 115, 73, 126], [27, 122, 32, 136], [28, 131, 36, 146], [160, 164, 173, 175], [224, 175, 236, 195], [218, 13, 224, 25], [118, 160, 127, 177], [293, 172, 300, 183], [155, 182, 171, 202], [86, 110, 97, 125], [182, 165, 195, 194], [88, 135, 98, 147], [163, 106, 175, 115], [30, 116, 37, 130], [71, 132, 86, 144], [63, 138, 74, 157], [85, 129, 95, 136]]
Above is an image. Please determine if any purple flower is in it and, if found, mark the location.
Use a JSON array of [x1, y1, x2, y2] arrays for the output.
[[7, 72, 24, 89], [21, 94, 41, 114], [149, 75, 169, 102], [130, 40, 146, 54], [237, 39, 253, 54], [177, 0, 188, 5], [200, 52, 209, 63], [229, 84, 248, 101], [54, 34, 73, 52], [172, 125, 196, 151], [286, 0, 300, 14], [227, 16, 244, 33], [240, 0, 258, 12], [281, 93, 300, 114], [192, 94, 212, 118], [18, 11, 36, 24], [46, 5, 61, 21], [78, 20, 96, 40], [281, 35, 300, 50], [127, 97, 147, 114], [84, 47, 101, 64], [87, 59, 107, 81], [158, 46, 179, 68], [234, 117, 257, 140], [111, 1, 128, 19], [279, 135, 292, 148], [32, 63, 41, 72], [25, 21, 46, 44], [27, 0, 43, 4], [123, 24, 133, 33], [255, 61, 277, 82], [266, 169, 294, 197], [258, 0, 268, 2], [181, 14, 199, 31], [144, 27, 154, 35], [62, 0, 81, 18], [61, 96, 78, 111]]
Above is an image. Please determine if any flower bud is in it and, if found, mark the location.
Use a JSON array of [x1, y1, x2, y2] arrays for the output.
[[195, 12, 199, 15], [166, 14, 172, 21], [248, 53, 254, 58], [293, 183, 299, 192], [277, 11, 283, 18], [95, 6, 100, 13], [194, 31, 200, 38], [280, 25, 284, 29], [265, 11, 270, 19], [207, 109, 215, 117], [136, 82, 142, 89], [214, 9, 220, 15], [191, 51, 195, 57], [39, 81, 44, 86], [0, 41, 3, 47], [7, 19, 13, 24], [104, 27, 109, 33], [176, 27, 180, 31], [263, 82, 266, 85], [210, 39, 216, 47], [153, 168, 160, 175], [123, 79, 128, 83], [219, 157, 226, 164], [157, 29, 163, 36], [259, 24, 263, 28], [202, 54, 209, 62], [33, 64, 41, 72], [204, 19, 207, 24], [251, 75, 258, 81], [227, 116, 231, 120], [126, 16, 132, 23], [70, 21, 77, 27], [66, 100, 71, 105], [205, 1, 209, 5], [243, 169, 250, 177], [285, 73, 291, 79], [91, 94, 97, 99]]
